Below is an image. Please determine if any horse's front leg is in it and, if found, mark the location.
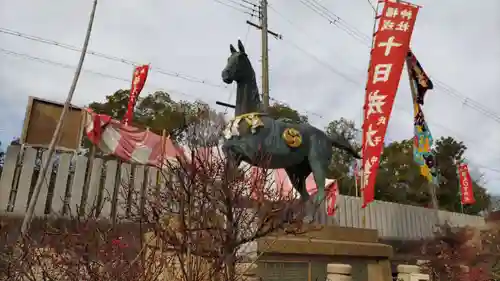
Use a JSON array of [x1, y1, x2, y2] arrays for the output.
[[222, 143, 242, 181], [303, 198, 316, 224]]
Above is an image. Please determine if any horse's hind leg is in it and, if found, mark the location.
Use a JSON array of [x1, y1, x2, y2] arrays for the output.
[[285, 161, 313, 222], [284, 163, 310, 201], [308, 160, 329, 224], [308, 139, 332, 224]]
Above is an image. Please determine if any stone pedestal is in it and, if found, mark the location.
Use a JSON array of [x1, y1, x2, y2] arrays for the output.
[[236, 263, 260, 281], [257, 225, 393, 281], [397, 264, 430, 281], [326, 263, 352, 281]]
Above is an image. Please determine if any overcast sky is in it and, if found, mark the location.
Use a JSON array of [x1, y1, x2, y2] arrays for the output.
[[1, 0, 499, 193]]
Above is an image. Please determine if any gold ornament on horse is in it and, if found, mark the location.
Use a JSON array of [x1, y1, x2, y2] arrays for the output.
[[283, 128, 302, 148]]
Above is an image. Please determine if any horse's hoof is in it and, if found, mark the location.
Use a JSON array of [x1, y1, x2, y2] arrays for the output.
[[303, 215, 314, 224], [270, 207, 283, 213], [309, 224, 324, 231]]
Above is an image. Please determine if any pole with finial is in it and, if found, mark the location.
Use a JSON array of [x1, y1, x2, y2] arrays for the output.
[[19, 0, 99, 237]]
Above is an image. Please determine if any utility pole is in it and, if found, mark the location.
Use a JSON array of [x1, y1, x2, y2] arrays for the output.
[[260, 0, 270, 111], [19, 0, 98, 237], [246, 0, 282, 112]]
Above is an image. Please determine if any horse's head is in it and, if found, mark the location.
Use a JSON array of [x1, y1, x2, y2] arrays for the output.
[[221, 40, 254, 84]]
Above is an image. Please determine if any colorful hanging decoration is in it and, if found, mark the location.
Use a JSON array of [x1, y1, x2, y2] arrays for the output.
[[407, 50, 434, 105], [123, 64, 149, 125], [412, 103, 438, 184], [407, 51, 438, 184], [457, 161, 476, 205], [361, 0, 420, 207]]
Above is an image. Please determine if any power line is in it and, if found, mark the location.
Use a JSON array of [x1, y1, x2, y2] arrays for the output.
[[4, 2, 498, 179], [4, 25, 498, 137], [0, 27, 335, 122], [281, 39, 362, 86], [346, 118, 500, 176], [223, 0, 258, 11], [0, 27, 227, 89], [2, 25, 491, 156], [365, 0, 377, 13], [240, 0, 258, 8], [267, 7, 490, 143], [432, 79, 500, 124], [3, 46, 500, 176], [1, 25, 499, 154], [271, 2, 500, 177], [2, 12, 500, 180], [212, 0, 259, 17], [299, 0, 371, 46], [268, 3, 367, 75], [1, 46, 488, 156], [0, 47, 217, 104], [266, 5, 500, 171], [0, 46, 317, 121], [293, 0, 500, 125], [0, 48, 129, 82]]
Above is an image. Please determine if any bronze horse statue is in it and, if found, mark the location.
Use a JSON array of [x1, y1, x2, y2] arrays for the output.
[[221, 40, 360, 221]]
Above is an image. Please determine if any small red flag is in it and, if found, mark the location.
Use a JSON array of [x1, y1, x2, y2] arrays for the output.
[[458, 163, 475, 205], [123, 65, 149, 125]]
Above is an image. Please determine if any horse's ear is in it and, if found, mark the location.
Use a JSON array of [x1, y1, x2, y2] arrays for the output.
[[230, 44, 236, 54], [237, 40, 245, 53]]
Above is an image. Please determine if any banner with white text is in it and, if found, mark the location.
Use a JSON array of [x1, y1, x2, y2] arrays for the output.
[[361, 1, 420, 207]]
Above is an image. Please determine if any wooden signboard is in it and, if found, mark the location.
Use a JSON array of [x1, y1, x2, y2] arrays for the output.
[[20, 96, 85, 151]]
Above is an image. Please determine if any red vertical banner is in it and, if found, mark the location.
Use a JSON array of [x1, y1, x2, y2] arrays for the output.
[[458, 163, 475, 205], [123, 64, 149, 125], [326, 181, 339, 216], [361, 1, 420, 207]]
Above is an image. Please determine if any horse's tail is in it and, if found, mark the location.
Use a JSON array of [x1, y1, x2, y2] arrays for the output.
[[328, 133, 362, 159]]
